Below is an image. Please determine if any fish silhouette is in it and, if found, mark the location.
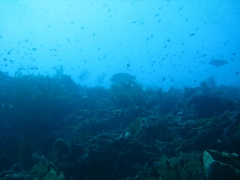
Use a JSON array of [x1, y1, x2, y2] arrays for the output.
[[209, 59, 228, 68]]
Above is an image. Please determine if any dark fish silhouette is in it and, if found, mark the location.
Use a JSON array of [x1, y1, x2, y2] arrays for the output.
[[7, 49, 13, 55], [209, 59, 228, 68], [110, 73, 136, 82], [1, 104, 13, 110]]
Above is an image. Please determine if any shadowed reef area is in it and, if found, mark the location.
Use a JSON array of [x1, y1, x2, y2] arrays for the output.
[[0, 71, 240, 180]]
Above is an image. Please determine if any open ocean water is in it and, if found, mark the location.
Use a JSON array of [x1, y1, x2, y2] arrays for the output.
[[0, 0, 240, 179]]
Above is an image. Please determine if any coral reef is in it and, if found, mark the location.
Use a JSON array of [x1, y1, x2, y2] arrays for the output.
[[0, 73, 240, 179]]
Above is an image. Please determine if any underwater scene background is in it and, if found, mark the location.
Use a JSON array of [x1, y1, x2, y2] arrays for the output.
[[0, 0, 240, 180]]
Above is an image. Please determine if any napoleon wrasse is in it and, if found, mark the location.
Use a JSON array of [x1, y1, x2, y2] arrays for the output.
[[110, 73, 136, 83]]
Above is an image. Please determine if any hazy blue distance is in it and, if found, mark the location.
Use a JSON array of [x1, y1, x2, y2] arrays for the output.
[[0, 0, 240, 90]]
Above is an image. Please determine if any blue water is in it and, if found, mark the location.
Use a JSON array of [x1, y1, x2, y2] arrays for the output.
[[1, 1, 240, 179], [0, 0, 240, 90]]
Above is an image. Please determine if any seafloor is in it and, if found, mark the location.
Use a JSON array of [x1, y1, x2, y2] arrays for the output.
[[0, 71, 240, 180]]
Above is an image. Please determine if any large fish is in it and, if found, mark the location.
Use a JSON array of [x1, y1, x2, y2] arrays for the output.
[[209, 59, 228, 68], [110, 73, 136, 82]]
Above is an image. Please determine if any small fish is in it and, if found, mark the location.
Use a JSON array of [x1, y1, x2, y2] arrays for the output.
[[7, 49, 13, 55], [1, 104, 13, 110], [231, 153, 239, 157], [189, 33, 195, 36], [209, 59, 228, 68], [222, 151, 230, 156], [213, 91, 224, 96], [177, 110, 184, 116]]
